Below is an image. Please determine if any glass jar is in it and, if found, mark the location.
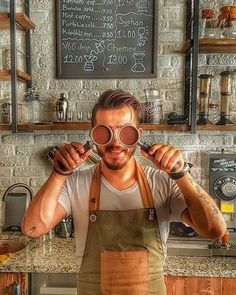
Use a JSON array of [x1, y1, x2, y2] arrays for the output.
[[24, 88, 41, 123], [141, 88, 163, 124], [199, 9, 217, 38], [217, 5, 236, 38]]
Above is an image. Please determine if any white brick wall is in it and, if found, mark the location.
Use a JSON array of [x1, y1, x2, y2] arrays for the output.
[[0, 1, 236, 227]]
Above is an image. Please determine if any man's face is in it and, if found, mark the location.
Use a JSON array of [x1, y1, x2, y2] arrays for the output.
[[94, 105, 138, 170]]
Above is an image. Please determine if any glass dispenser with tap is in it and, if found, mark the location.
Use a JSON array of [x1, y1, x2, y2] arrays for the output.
[[216, 70, 234, 125], [197, 74, 213, 125]]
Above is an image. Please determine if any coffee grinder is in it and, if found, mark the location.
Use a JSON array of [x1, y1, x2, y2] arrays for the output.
[[202, 151, 236, 233]]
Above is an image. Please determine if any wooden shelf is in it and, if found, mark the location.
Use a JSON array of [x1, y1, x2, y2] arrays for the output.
[[0, 12, 35, 30], [1, 123, 235, 132], [0, 69, 31, 81], [181, 38, 236, 54], [0, 123, 190, 132], [199, 38, 236, 53], [196, 124, 236, 131], [18, 123, 190, 131], [140, 124, 190, 131], [0, 124, 11, 130]]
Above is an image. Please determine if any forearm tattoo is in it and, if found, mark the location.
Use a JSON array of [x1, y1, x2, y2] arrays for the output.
[[22, 217, 37, 236], [187, 175, 223, 224]]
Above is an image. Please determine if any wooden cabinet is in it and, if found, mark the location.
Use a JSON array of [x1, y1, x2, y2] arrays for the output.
[[165, 276, 236, 295], [0, 272, 28, 295]]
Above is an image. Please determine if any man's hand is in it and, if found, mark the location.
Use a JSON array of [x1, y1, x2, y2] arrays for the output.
[[53, 142, 92, 174], [140, 144, 184, 173]]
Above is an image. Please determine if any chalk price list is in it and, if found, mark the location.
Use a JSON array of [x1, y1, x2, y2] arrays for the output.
[[59, 0, 153, 75]]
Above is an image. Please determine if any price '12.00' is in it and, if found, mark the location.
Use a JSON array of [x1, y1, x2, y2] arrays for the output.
[[64, 54, 83, 64]]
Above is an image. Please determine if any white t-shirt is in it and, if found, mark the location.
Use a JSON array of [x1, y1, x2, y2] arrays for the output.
[[58, 164, 187, 270]]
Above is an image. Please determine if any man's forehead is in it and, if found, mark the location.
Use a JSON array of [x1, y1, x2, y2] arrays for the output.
[[95, 106, 137, 125]]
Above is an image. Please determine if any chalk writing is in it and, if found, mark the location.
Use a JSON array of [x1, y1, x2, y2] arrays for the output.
[[56, 0, 156, 78]]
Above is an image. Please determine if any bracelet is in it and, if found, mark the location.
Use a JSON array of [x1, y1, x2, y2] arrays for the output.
[[168, 162, 192, 180], [53, 167, 73, 176]]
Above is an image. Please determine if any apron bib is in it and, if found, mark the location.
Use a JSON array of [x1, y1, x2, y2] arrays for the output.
[[77, 161, 166, 295]]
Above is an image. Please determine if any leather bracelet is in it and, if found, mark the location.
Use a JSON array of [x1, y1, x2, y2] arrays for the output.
[[53, 167, 73, 176], [168, 162, 192, 180]]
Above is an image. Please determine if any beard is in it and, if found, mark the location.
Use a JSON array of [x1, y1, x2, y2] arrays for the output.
[[97, 144, 136, 170]]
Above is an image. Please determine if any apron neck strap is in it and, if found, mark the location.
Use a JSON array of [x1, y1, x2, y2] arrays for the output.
[[89, 161, 154, 211]]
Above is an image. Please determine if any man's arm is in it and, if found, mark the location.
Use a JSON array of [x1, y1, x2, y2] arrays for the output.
[[176, 173, 226, 239], [140, 143, 227, 240], [21, 142, 92, 237], [21, 171, 68, 237]]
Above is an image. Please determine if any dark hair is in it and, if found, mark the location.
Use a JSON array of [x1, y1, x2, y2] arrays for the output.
[[91, 89, 142, 126]]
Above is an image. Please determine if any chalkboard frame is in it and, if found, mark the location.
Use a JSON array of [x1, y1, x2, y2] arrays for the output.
[[56, 1, 158, 79]]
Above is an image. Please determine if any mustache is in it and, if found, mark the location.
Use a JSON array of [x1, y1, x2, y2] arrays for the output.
[[105, 145, 125, 151]]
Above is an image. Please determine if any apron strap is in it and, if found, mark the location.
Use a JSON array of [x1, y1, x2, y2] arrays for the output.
[[135, 161, 154, 208], [89, 161, 154, 211], [89, 165, 101, 211]]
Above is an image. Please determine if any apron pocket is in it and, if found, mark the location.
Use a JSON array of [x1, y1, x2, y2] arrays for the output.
[[101, 249, 149, 295]]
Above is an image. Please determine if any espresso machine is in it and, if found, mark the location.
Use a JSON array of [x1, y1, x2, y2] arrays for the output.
[[202, 151, 236, 234]]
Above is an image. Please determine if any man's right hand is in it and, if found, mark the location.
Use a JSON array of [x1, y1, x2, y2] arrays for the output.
[[53, 142, 92, 174]]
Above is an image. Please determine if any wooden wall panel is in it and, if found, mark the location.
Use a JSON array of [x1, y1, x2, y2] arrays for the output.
[[0, 272, 27, 295], [165, 276, 236, 295]]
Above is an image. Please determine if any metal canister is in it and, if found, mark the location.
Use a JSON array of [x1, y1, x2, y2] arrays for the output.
[[56, 93, 68, 122]]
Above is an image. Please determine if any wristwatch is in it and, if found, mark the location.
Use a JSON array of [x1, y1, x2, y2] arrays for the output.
[[168, 162, 192, 180]]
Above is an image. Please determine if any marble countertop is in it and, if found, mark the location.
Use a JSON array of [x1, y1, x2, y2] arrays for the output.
[[0, 232, 235, 277]]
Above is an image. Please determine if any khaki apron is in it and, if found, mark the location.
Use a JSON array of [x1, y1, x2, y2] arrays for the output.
[[77, 161, 166, 295]]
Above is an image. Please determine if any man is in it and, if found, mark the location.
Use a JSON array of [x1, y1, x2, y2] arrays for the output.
[[22, 89, 227, 295]]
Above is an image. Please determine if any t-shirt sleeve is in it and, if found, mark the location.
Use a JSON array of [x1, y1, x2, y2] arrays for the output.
[[169, 178, 187, 222], [58, 176, 73, 216]]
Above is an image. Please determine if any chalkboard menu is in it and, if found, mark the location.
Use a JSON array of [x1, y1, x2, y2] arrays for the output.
[[56, 0, 157, 79]]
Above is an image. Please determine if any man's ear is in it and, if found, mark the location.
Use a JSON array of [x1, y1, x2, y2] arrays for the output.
[[139, 127, 144, 137]]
